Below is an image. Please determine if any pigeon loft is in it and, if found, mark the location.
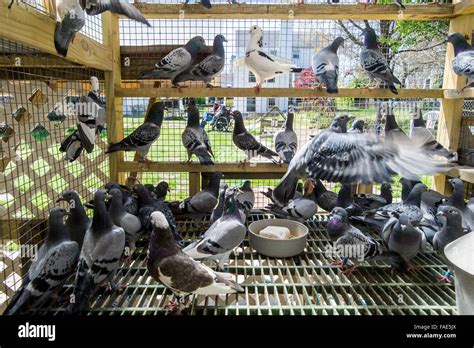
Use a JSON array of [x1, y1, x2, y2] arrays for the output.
[[0, 0, 473, 320]]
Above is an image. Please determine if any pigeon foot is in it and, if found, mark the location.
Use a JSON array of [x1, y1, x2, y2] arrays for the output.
[[438, 271, 452, 284], [331, 258, 346, 267], [340, 265, 358, 276]]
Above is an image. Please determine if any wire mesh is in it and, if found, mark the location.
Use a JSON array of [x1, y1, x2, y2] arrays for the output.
[[0, 38, 108, 311], [459, 99, 474, 167], [33, 213, 456, 315], [132, 0, 452, 5]]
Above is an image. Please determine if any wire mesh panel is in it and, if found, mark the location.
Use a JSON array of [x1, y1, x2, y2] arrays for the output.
[[0, 38, 108, 312], [35, 214, 456, 315], [132, 0, 452, 5]]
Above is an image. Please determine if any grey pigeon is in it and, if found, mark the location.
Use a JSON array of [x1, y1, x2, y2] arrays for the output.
[[59, 130, 83, 162], [442, 178, 474, 230], [245, 25, 302, 93], [313, 179, 338, 213], [178, 172, 223, 221], [232, 110, 279, 165], [4, 208, 79, 315], [134, 184, 181, 244], [353, 183, 392, 211], [210, 183, 229, 225], [54, 0, 86, 57], [260, 182, 303, 204], [360, 28, 401, 94], [447, 32, 474, 91], [348, 118, 365, 134], [327, 207, 382, 275], [139, 37, 206, 84], [336, 184, 363, 217], [67, 190, 125, 314], [147, 211, 244, 313], [56, 190, 90, 249], [105, 181, 138, 215], [274, 108, 298, 164], [182, 99, 214, 165], [409, 106, 457, 162], [434, 206, 468, 282], [80, 0, 150, 26], [235, 180, 255, 220], [144, 184, 158, 200], [106, 102, 165, 165], [272, 113, 445, 206], [108, 188, 142, 257], [173, 35, 227, 88], [268, 179, 318, 221], [382, 214, 427, 272], [312, 37, 344, 94], [183, 189, 247, 270]]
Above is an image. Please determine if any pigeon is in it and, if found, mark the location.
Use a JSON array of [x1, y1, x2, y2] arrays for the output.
[[235, 180, 255, 220], [106, 102, 165, 165], [353, 183, 392, 211], [182, 99, 214, 165], [80, 0, 150, 26], [59, 130, 84, 162], [245, 25, 303, 93], [108, 188, 142, 257], [393, 0, 405, 10], [173, 35, 227, 88], [54, 0, 86, 57], [144, 184, 158, 200], [147, 211, 244, 313], [409, 106, 457, 162], [232, 110, 279, 166], [447, 32, 474, 92], [268, 179, 318, 221], [183, 0, 212, 9], [210, 183, 229, 225], [274, 108, 298, 164], [442, 178, 474, 230], [327, 207, 382, 275], [311, 37, 344, 94], [360, 27, 401, 94], [134, 184, 181, 243], [105, 181, 138, 215], [336, 184, 363, 217], [381, 214, 427, 272], [139, 37, 206, 83], [4, 208, 79, 315], [272, 113, 446, 206], [347, 118, 365, 134], [155, 181, 170, 201], [56, 190, 90, 249], [67, 190, 125, 314], [433, 206, 468, 282], [261, 182, 303, 204], [178, 172, 223, 221], [55, 0, 150, 57], [313, 179, 338, 213], [183, 188, 247, 270]]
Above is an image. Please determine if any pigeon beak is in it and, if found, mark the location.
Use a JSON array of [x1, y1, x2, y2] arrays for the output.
[[56, 196, 65, 203], [167, 188, 171, 193], [105, 193, 113, 200]]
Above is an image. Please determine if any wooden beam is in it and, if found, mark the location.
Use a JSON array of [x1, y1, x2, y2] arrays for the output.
[[0, 0, 112, 71], [433, 14, 474, 194], [103, 13, 126, 184], [133, 3, 454, 20], [116, 87, 444, 99], [454, 0, 474, 15], [117, 161, 288, 174], [446, 166, 474, 184], [444, 88, 474, 99], [189, 172, 200, 196]]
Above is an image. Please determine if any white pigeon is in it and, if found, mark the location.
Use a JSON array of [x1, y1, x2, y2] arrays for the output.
[[244, 25, 303, 93]]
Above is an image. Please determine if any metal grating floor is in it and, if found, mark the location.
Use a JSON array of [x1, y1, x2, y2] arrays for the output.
[[40, 214, 456, 315]]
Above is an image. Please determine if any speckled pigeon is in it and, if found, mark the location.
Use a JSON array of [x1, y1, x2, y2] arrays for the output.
[[147, 211, 244, 313], [447, 32, 474, 91], [274, 108, 298, 164]]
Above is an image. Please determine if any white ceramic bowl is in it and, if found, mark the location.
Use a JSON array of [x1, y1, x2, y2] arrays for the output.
[[248, 219, 308, 258]]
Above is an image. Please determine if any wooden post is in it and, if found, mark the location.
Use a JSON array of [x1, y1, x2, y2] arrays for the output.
[[103, 13, 126, 184], [189, 172, 201, 196], [433, 13, 474, 195]]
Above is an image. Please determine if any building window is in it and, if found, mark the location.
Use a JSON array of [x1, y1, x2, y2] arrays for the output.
[[268, 98, 276, 108], [292, 51, 300, 59], [268, 78, 275, 83], [249, 72, 256, 83], [424, 79, 431, 89], [270, 50, 277, 55], [247, 97, 256, 112]]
